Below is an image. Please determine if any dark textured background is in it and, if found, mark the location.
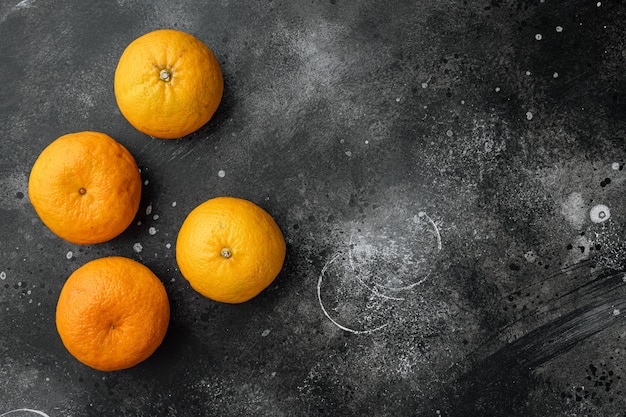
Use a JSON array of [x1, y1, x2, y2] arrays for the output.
[[1, 0, 626, 416]]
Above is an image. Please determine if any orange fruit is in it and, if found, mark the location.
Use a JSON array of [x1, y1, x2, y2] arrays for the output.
[[28, 131, 142, 245], [175, 197, 286, 304], [114, 29, 224, 139], [56, 256, 170, 371]]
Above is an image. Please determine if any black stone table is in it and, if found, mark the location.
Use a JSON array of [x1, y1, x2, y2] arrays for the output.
[[1, 1, 626, 416]]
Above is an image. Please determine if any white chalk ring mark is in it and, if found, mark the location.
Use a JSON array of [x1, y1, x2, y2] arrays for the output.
[[418, 211, 442, 252], [348, 234, 405, 301], [0, 410, 51, 417], [317, 253, 389, 335]]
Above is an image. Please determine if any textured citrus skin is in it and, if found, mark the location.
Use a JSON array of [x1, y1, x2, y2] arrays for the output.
[[28, 131, 142, 245], [56, 257, 170, 372], [114, 29, 224, 139], [176, 197, 286, 304]]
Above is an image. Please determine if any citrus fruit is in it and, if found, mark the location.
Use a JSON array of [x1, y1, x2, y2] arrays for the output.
[[56, 256, 170, 371], [176, 197, 286, 304], [28, 131, 142, 245], [114, 29, 224, 139]]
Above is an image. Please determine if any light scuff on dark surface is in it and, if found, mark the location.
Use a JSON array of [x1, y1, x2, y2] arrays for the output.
[[1, 0, 626, 416]]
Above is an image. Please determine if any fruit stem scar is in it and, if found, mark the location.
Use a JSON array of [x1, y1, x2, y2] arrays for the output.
[[159, 69, 172, 82], [78, 187, 86, 195], [220, 248, 232, 258]]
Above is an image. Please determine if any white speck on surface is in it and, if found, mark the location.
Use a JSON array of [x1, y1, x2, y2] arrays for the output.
[[421, 82, 428, 88], [612, 162, 620, 170], [133, 242, 143, 253], [137, 221, 142, 226], [524, 250, 537, 263], [395, 97, 400, 102], [535, 33, 542, 41], [153, 214, 159, 220], [613, 308, 620, 316], [146, 204, 152, 215], [345, 150, 352, 157], [165, 243, 171, 249], [526, 71, 532, 76], [218, 170, 226, 178], [0, 271, 6, 280], [495, 87, 500, 92], [526, 111, 533, 120], [144, 180, 149, 186], [590, 204, 611, 223], [597, 1, 601, 6], [553, 72, 559, 78], [446, 129, 453, 137], [65, 251, 73, 259], [261, 329, 271, 337], [148, 227, 157, 236], [172, 201, 177, 207], [556, 26, 563, 32]]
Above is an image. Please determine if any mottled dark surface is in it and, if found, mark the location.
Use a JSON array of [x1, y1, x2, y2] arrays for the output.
[[1, 0, 626, 416]]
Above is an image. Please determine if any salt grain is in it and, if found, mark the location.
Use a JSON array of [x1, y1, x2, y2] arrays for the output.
[[133, 243, 143, 253]]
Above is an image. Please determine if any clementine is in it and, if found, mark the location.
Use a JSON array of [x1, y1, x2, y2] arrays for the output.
[[175, 197, 286, 304], [28, 131, 142, 245], [56, 256, 170, 371], [114, 29, 224, 139]]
